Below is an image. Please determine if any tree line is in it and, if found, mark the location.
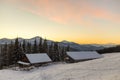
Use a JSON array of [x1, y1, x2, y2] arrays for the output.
[[0, 38, 70, 69], [97, 45, 120, 54]]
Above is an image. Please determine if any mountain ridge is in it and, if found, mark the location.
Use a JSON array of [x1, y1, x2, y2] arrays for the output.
[[0, 36, 116, 51]]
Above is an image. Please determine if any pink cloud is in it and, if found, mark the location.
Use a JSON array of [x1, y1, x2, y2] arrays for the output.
[[6, 0, 120, 26]]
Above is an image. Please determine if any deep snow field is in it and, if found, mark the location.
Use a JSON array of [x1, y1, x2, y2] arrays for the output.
[[0, 52, 120, 80]]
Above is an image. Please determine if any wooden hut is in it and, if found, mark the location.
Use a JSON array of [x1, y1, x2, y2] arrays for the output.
[[18, 53, 52, 67], [65, 51, 102, 63]]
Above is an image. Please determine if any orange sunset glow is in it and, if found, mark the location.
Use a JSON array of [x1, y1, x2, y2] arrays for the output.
[[0, 0, 120, 44]]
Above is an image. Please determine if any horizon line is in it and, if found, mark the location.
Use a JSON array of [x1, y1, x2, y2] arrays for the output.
[[0, 36, 119, 45]]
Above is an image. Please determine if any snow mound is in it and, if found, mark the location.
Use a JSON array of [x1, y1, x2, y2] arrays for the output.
[[0, 52, 120, 80]]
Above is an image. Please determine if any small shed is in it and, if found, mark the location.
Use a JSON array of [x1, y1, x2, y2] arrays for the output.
[[66, 51, 102, 63], [18, 53, 52, 67], [17, 61, 30, 67]]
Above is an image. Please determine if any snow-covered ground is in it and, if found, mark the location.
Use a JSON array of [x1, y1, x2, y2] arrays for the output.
[[0, 52, 120, 80]]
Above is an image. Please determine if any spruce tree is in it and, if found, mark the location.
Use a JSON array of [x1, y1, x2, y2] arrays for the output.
[[42, 39, 48, 53], [53, 42, 60, 61], [0, 45, 4, 69], [66, 45, 70, 51], [3, 43, 9, 66], [22, 40, 26, 53], [39, 38, 43, 53], [0, 46, 3, 69], [12, 38, 23, 64], [8, 41, 14, 65], [33, 38, 38, 53], [48, 42, 54, 60], [61, 47, 67, 61], [26, 42, 32, 53]]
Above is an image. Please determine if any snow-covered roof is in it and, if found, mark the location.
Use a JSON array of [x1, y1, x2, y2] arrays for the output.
[[17, 61, 30, 65], [25, 53, 52, 64], [67, 51, 102, 60]]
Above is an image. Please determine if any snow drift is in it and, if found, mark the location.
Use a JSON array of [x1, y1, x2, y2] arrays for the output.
[[0, 52, 120, 80]]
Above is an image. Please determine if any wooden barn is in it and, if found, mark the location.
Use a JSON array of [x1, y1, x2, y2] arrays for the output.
[[18, 53, 52, 67], [65, 51, 103, 63]]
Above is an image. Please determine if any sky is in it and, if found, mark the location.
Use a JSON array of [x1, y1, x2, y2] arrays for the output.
[[0, 0, 120, 44]]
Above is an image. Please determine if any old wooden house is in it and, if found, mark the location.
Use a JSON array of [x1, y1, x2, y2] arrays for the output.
[[18, 53, 52, 67], [65, 51, 103, 63]]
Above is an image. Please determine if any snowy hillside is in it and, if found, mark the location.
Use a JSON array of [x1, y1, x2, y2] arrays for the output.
[[0, 52, 120, 80]]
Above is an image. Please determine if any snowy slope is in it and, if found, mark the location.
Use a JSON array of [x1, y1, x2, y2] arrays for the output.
[[0, 52, 120, 80]]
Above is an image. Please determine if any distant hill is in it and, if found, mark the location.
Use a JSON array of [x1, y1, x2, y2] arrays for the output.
[[0, 36, 116, 51], [97, 45, 120, 54]]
